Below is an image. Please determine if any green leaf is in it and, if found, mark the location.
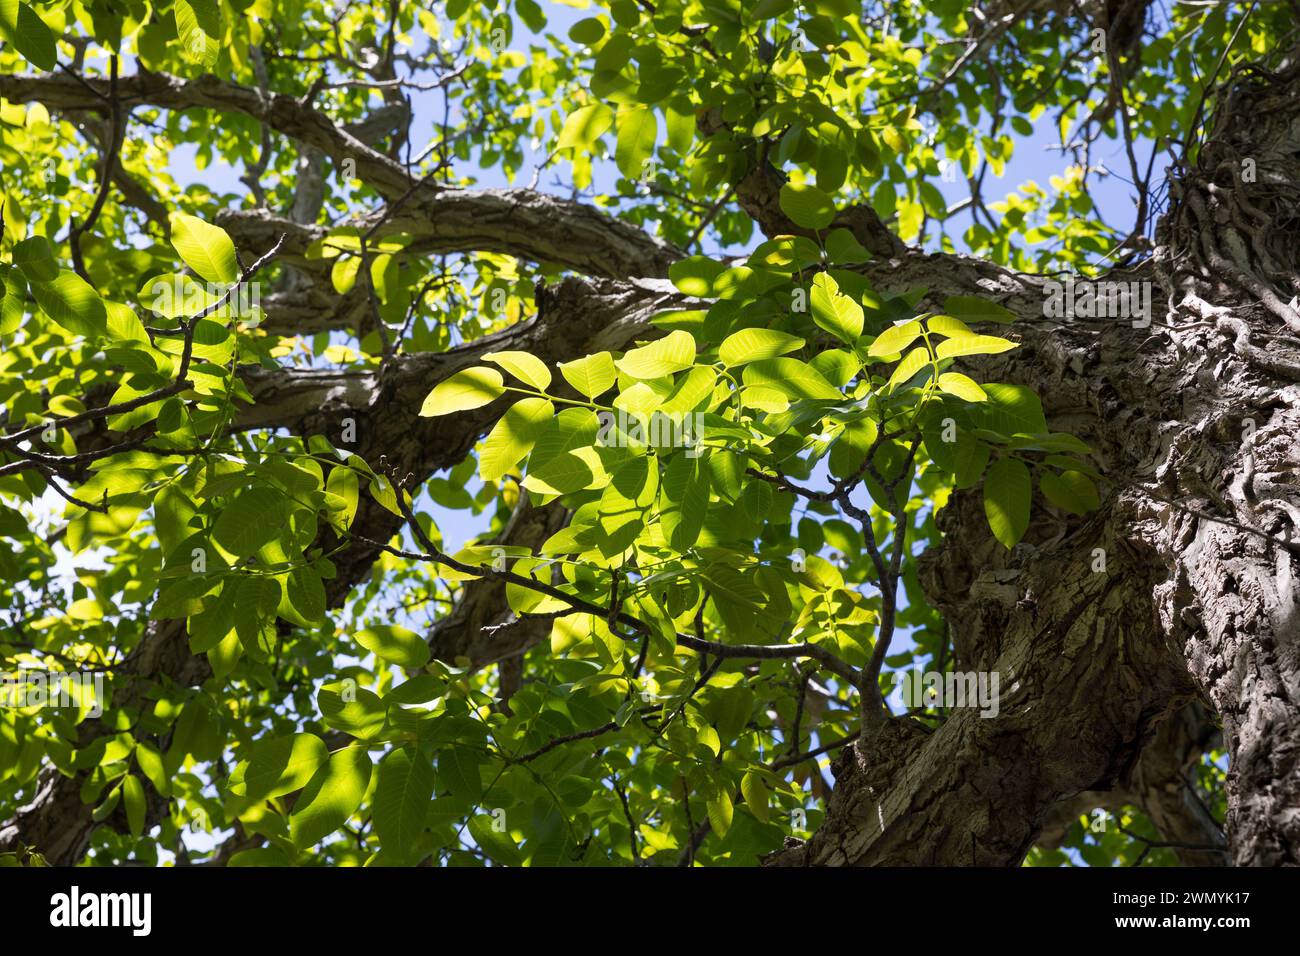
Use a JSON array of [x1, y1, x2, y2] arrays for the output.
[[139, 273, 222, 319], [317, 683, 387, 740], [0, 265, 27, 336], [888, 345, 932, 391], [557, 102, 614, 151], [707, 787, 734, 838], [187, 586, 234, 653], [1040, 469, 1100, 515], [701, 564, 766, 612], [234, 733, 329, 802], [983, 457, 1031, 549], [31, 272, 107, 338], [741, 771, 770, 823], [483, 350, 551, 390], [741, 480, 773, 523], [356, 624, 431, 670], [1014, 432, 1093, 455], [135, 742, 170, 798], [289, 748, 373, 850], [12, 235, 58, 282], [105, 302, 149, 343], [824, 228, 873, 264], [718, 328, 805, 367], [943, 295, 1017, 324], [779, 182, 836, 230], [981, 383, 1048, 436], [280, 567, 326, 627], [615, 105, 657, 180], [935, 334, 1018, 359], [170, 694, 222, 764], [211, 485, 288, 558], [668, 255, 726, 296], [925, 314, 974, 337], [568, 16, 606, 45], [558, 352, 616, 398], [372, 747, 436, 863], [438, 746, 484, 802], [522, 408, 600, 495], [480, 397, 554, 482], [153, 577, 220, 621], [419, 367, 504, 416], [174, 0, 219, 67], [182, 0, 221, 36], [661, 365, 717, 415], [867, 320, 921, 357], [742, 358, 841, 400], [121, 774, 145, 837], [662, 454, 709, 551], [154, 487, 196, 557], [325, 465, 360, 531], [616, 330, 696, 378], [937, 372, 987, 402], [0, 1, 57, 72], [467, 813, 522, 866], [331, 256, 359, 295], [810, 272, 864, 343], [169, 212, 239, 285], [749, 236, 821, 272]]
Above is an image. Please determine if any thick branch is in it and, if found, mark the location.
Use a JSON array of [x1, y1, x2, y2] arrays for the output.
[[0, 71, 681, 279]]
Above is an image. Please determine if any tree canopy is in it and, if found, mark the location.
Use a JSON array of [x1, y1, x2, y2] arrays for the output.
[[2, 0, 1292, 867]]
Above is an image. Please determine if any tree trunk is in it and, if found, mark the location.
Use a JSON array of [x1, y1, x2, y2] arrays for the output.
[[767, 57, 1300, 867]]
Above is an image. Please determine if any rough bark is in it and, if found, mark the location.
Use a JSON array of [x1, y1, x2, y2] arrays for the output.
[[0, 71, 682, 279], [766, 58, 1300, 866]]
